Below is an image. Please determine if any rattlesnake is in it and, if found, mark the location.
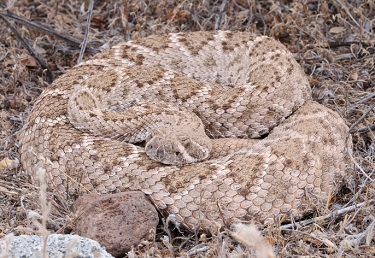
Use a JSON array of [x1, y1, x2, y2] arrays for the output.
[[20, 31, 352, 233]]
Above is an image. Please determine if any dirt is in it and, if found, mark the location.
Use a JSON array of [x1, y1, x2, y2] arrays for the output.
[[0, 0, 374, 257]]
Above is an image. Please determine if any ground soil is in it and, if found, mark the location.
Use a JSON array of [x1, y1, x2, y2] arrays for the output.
[[0, 0, 374, 257]]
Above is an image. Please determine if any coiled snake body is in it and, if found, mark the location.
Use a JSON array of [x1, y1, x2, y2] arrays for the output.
[[20, 31, 351, 232]]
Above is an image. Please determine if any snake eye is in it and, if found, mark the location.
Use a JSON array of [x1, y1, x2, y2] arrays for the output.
[[182, 139, 191, 148]]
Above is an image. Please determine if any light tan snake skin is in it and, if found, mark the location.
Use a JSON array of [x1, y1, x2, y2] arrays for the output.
[[20, 31, 352, 233]]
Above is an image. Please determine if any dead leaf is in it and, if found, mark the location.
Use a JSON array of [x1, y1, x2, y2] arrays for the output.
[[330, 26, 346, 34], [91, 16, 103, 29], [351, 72, 358, 81], [0, 186, 17, 195], [18, 54, 38, 68], [35, 46, 46, 55], [0, 158, 19, 170]]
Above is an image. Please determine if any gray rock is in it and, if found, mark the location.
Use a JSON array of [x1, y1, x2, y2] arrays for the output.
[[0, 234, 114, 258]]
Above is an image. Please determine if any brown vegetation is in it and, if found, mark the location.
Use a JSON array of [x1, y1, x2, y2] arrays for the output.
[[0, 0, 374, 257]]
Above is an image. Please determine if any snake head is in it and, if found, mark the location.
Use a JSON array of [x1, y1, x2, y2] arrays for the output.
[[145, 125, 212, 165]]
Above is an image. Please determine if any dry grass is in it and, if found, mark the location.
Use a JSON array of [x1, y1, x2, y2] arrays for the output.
[[0, 0, 374, 257]]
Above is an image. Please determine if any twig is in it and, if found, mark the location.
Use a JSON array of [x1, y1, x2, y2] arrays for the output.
[[1, 10, 99, 54], [0, 12, 53, 83], [333, 0, 360, 27], [346, 94, 375, 134], [77, 0, 95, 64], [214, 0, 227, 30], [328, 41, 374, 48], [280, 228, 338, 250], [246, 5, 254, 27], [347, 101, 375, 134], [347, 149, 374, 182], [185, 244, 210, 256], [334, 53, 355, 61], [351, 124, 375, 134], [231, 0, 248, 11], [120, 0, 130, 41], [355, 92, 375, 105], [280, 200, 373, 229], [33, 168, 51, 258], [192, 9, 204, 31], [346, 100, 375, 181], [257, 4, 267, 35]]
